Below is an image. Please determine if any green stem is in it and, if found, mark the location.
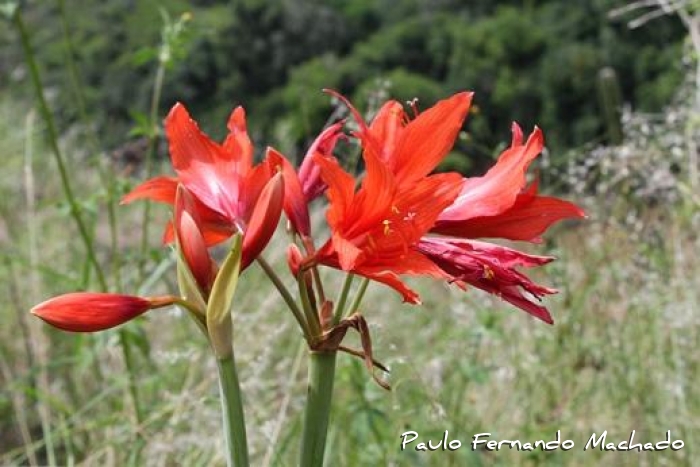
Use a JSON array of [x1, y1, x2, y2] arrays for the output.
[[300, 351, 337, 467], [347, 277, 370, 317], [57, 0, 89, 130], [14, 8, 107, 290], [311, 266, 326, 304], [216, 355, 249, 467], [256, 257, 310, 336], [298, 272, 322, 339], [333, 273, 355, 324]]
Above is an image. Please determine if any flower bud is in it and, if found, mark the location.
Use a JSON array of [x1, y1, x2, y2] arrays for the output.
[[31, 293, 175, 332], [287, 244, 304, 277]]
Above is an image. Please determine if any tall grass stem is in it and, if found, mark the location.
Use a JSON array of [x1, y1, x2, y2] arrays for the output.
[[15, 6, 148, 443], [57, 0, 124, 290], [13, 8, 107, 290]]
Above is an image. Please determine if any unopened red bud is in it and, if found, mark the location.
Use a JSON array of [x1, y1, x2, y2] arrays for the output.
[[31, 292, 175, 332], [287, 244, 303, 277]]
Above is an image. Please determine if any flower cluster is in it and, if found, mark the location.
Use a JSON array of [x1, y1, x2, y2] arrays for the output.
[[30, 90, 584, 466], [31, 90, 583, 345]]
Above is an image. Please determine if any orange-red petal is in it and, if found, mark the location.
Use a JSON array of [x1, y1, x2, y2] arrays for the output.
[[346, 146, 397, 238], [313, 152, 357, 231], [392, 92, 473, 185], [267, 147, 311, 236], [239, 159, 274, 224], [433, 186, 585, 242], [223, 106, 254, 177], [355, 250, 449, 304], [161, 194, 236, 246], [175, 185, 215, 292], [331, 232, 364, 270], [241, 172, 285, 269], [165, 103, 235, 216], [439, 125, 544, 221], [121, 176, 178, 205], [368, 100, 405, 166]]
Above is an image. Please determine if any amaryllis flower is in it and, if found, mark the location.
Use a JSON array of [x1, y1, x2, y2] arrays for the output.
[[417, 238, 557, 323], [304, 92, 468, 302], [417, 125, 584, 323], [311, 129, 465, 303], [122, 103, 285, 269], [31, 293, 177, 332], [315, 92, 582, 322]]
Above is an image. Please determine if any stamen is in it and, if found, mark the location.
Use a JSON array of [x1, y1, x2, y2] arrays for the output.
[[382, 219, 392, 236], [482, 265, 495, 280], [408, 98, 420, 118]]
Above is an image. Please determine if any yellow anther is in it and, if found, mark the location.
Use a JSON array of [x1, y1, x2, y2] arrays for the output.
[[382, 219, 392, 235], [482, 265, 495, 280]]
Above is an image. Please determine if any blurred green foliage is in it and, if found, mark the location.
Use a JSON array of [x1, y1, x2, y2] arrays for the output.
[[1, 0, 685, 170]]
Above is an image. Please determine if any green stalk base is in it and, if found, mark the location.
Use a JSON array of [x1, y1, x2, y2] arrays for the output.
[[216, 356, 249, 467], [299, 351, 338, 467]]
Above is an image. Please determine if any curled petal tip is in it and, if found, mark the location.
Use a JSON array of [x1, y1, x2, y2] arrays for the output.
[[457, 91, 475, 104], [528, 126, 544, 148], [227, 106, 247, 131], [510, 122, 524, 147], [166, 102, 188, 121]]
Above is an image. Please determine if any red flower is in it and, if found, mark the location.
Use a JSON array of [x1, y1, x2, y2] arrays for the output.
[[122, 103, 286, 268], [317, 92, 582, 322], [420, 125, 584, 322], [31, 293, 176, 332], [310, 93, 473, 303], [313, 152, 462, 303], [417, 238, 556, 323]]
